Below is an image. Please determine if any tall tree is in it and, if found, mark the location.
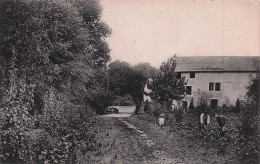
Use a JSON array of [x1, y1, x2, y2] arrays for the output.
[[73, 0, 112, 68], [0, 0, 112, 113], [147, 57, 186, 110], [0, 0, 112, 138], [0, 0, 112, 162], [108, 60, 146, 104], [133, 63, 159, 79]]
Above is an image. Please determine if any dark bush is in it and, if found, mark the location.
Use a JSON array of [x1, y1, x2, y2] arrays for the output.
[[0, 0, 112, 163], [235, 99, 241, 113], [144, 100, 150, 112], [189, 98, 195, 111], [237, 100, 259, 164], [236, 75, 259, 164], [175, 109, 184, 123], [222, 104, 227, 113], [153, 109, 161, 118]]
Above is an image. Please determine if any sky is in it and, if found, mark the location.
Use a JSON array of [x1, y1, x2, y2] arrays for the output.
[[100, 0, 260, 68]]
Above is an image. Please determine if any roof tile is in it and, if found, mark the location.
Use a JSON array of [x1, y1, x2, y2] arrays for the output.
[[175, 56, 260, 72]]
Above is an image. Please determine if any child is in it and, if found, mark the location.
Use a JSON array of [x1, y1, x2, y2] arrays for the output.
[[158, 114, 165, 127]]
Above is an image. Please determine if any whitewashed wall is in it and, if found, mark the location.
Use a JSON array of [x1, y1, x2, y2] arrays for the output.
[[181, 72, 256, 107]]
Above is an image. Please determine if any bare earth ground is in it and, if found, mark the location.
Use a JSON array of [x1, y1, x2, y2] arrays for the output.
[[83, 112, 238, 164]]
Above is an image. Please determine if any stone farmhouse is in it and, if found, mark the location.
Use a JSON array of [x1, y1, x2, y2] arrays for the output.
[[175, 56, 259, 109]]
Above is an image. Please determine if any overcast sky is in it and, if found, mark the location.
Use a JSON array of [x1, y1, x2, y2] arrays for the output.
[[100, 0, 259, 68]]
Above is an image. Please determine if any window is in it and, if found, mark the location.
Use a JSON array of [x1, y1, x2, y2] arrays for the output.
[[186, 86, 192, 95], [190, 72, 195, 78], [210, 99, 218, 108], [209, 82, 221, 91], [215, 83, 221, 91], [209, 82, 214, 91]]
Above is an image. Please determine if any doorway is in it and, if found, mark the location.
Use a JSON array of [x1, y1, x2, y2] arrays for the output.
[[182, 101, 188, 110], [210, 99, 218, 109]]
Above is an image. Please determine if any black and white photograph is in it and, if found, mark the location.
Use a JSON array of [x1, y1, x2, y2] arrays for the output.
[[0, 0, 259, 163]]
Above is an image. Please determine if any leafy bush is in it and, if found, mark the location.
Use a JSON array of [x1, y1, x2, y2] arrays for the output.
[[196, 91, 211, 114], [189, 98, 195, 111], [144, 100, 150, 112], [221, 104, 235, 114], [175, 108, 184, 123], [1, 78, 35, 162], [153, 109, 161, 118], [0, 0, 112, 163], [236, 100, 259, 163], [0, 84, 97, 163], [236, 74, 259, 164], [235, 98, 241, 113]]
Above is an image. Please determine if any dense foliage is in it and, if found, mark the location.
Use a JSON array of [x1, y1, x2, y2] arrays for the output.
[[133, 62, 160, 79], [189, 98, 194, 110], [147, 57, 186, 110], [0, 0, 111, 163], [237, 74, 259, 164], [235, 98, 241, 113], [107, 60, 148, 105]]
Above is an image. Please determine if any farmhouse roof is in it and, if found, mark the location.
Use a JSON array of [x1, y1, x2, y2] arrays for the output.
[[174, 56, 260, 72]]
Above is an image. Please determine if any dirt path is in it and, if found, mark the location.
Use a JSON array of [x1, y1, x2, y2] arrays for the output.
[[92, 113, 233, 164], [91, 115, 183, 163], [95, 113, 192, 163], [85, 116, 153, 163], [119, 118, 183, 164]]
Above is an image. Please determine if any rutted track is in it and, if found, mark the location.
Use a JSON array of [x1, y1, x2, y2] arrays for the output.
[[119, 118, 183, 164], [120, 119, 155, 147]]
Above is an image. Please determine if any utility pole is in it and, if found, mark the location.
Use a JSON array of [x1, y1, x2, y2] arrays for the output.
[[106, 66, 110, 92], [107, 76, 109, 92]]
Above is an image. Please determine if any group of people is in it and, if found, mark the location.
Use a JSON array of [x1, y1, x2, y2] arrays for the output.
[[158, 110, 228, 136], [199, 111, 227, 136]]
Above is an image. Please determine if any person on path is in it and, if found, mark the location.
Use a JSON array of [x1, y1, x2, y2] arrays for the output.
[[158, 114, 165, 128]]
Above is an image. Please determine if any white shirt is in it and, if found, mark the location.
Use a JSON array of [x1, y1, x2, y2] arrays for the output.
[[200, 113, 210, 125], [159, 117, 165, 126]]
